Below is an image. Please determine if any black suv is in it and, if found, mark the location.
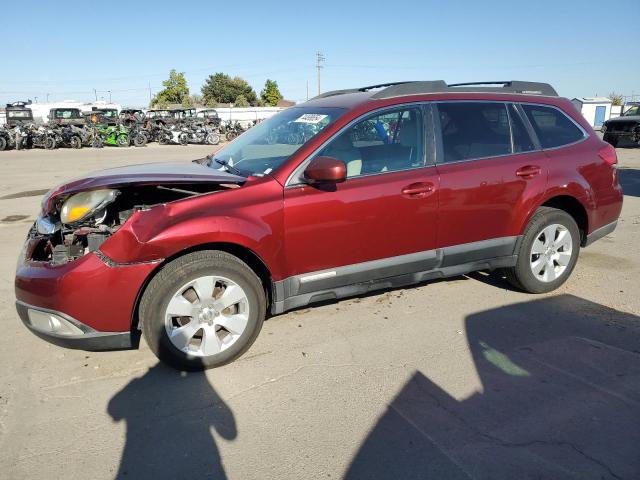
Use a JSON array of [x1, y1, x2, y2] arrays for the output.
[[603, 104, 640, 147]]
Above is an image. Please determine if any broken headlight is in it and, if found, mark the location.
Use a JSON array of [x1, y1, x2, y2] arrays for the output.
[[60, 189, 118, 225]]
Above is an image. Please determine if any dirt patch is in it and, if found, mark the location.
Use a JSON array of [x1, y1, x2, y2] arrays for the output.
[[0, 189, 49, 200]]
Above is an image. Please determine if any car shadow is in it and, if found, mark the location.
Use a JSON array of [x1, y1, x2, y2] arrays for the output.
[[618, 168, 640, 198], [108, 363, 236, 479], [345, 294, 640, 479]]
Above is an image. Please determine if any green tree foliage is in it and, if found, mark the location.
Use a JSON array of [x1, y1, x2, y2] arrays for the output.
[[234, 94, 249, 107], [608, 92, 623, 106], [260, 79, 283, 106], [201, 73, 258, 106], [150, 70, 190, 107]]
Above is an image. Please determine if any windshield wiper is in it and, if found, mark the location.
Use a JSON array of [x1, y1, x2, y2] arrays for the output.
[[212, 157, 245, 177]]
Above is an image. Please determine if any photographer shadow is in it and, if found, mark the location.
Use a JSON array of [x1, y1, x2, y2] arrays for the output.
[[108, 363, 236, 479], [346, 294, 640, 479]]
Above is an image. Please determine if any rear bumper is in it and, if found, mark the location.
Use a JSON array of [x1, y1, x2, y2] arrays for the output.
[[583, 220, 617, 247], [16, 301, 136, 350]]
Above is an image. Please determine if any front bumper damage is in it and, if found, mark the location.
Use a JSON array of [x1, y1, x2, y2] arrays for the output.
[[15, 248, 159, 351]]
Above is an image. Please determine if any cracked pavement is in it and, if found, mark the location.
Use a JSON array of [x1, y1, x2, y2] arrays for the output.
[[0, 143, 639, 479]]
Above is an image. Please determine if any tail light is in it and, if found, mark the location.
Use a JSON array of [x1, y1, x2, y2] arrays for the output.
[[598, 143, 618, 167]]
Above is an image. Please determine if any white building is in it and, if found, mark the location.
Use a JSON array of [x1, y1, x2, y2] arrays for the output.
[[571, 97, 612, 129]]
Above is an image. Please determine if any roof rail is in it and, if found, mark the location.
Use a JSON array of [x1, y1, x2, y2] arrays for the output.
[[312, 80, 558, 101]]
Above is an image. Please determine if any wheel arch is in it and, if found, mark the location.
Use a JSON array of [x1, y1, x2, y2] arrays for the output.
[[131, 242, 274, 331], [524, 194, 589, 245]]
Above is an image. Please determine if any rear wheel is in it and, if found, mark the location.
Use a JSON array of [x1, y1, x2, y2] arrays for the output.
[[70, 135, 82, 149], [225, 131, 237, 141], [140, 251, 266, 370], [44, 136, 56, 150], [0, 136, 6, 151], [133, 133, 146, 147], [206, 133, 220, 145], [505, 207, 580, 293]]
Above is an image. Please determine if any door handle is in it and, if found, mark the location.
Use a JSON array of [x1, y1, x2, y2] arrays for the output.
[[401, 182, 435, 196], [516, 165, 541, 178]]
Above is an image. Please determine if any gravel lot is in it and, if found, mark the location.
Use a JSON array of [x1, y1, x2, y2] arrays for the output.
[[0, 143, 639, 479]]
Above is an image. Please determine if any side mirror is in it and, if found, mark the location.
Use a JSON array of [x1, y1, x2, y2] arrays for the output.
[[303, 156, 347, 185]]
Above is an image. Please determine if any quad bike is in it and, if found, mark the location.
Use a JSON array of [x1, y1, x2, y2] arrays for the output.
[[26, 125, 57, 149], [224, 121, 246, 141], [53, 126, 83, 149], [0, 126, 14, 150], [126, 124, 148, 147], [178, 125, 220, 145], [96, 124, 129, 147]]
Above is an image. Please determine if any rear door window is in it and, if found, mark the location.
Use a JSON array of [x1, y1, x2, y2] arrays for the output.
[[521, 104, 585, 149], [437, 102, 511, 163], [509, 104, 536, 153]]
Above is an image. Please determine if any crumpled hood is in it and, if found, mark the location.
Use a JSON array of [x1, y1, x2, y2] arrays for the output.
[[42, 161, 245, 213]]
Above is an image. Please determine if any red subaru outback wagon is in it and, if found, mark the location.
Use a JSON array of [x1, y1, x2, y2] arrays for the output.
[[15, 81, 623, 370]]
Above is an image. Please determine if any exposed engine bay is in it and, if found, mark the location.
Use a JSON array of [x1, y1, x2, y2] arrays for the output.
[[29, 182, 239, 265]]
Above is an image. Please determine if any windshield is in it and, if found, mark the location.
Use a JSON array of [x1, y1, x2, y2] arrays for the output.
[[623, 106, 640, 116], [213, 107, 345, 176]]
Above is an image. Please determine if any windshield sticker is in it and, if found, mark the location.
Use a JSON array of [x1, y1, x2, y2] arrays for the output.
[[293, 113, 328, 124]]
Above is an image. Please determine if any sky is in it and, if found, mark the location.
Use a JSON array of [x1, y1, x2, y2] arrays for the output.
[[2, 0, 639, 107]]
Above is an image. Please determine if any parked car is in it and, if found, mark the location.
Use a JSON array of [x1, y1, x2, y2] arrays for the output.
[[15, 80, 623, 370], [602, 104, 640, 147], [48, 108, 86, 127]]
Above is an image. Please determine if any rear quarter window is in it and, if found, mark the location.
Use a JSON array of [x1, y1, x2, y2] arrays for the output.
[[521, 104, 585, 149]]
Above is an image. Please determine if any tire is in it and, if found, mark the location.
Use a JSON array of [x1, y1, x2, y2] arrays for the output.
[[117, 134, 129, 147], [0, 136, 6, 151], [140, 250, 266, 370], [159, 135, 170, 145], [133, 133, 146, 147], [70, 135, 82, 149], [206, 133, 220, 145], [225, 132, 237, 141], [504, 207, 580, 293], [45, 136, 56, 150], [179, 133, 189, 146]]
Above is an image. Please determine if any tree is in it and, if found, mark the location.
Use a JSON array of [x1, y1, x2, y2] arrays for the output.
[[201, 73, 258, 106], [150, 70, 190, 107], [260, 79, 283, 106], [234, 94, 249, 107], [608, 92, 623, 106]]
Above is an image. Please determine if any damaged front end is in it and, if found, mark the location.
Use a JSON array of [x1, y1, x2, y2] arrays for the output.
[[29, 182, 240, 265]]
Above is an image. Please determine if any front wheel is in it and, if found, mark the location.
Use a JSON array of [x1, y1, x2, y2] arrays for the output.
[[140, 251, 266, 370], [116, 134, 129, 147], [504, 207, 580, 293], [225, 131, 237, 141], [206, 133, 220, 145], [133, 133, 146, 147], [45, 136, 56, 150], [0, 136, 7, 151]]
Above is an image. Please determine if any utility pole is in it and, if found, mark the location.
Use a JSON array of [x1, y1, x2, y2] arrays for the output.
[[148, 81, 152, 105], [93, 88, 97, 101], [316, 51, 325, 96], [108, 90, 112, 103], [306, 80, 309, 100], [46, 93, 50, 102]]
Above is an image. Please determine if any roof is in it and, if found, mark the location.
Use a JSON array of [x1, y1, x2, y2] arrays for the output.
[[311, 80, 558, 102], [572, 97, 612, 104]]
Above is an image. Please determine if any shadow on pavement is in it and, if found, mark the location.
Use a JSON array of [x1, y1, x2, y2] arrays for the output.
[[618, 168, 640, 198], [345, 294, 640, 480], [108, 363, 236, 479]]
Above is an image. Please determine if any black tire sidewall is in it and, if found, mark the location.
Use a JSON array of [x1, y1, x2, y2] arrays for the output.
[[513, 208, 580, 293], [141, 251, 266, 370]]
